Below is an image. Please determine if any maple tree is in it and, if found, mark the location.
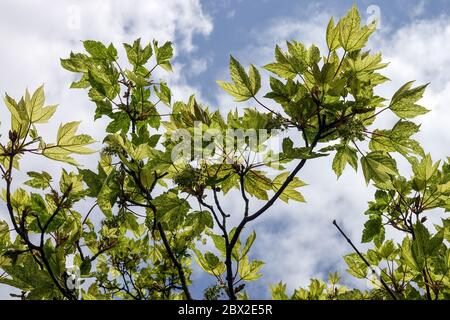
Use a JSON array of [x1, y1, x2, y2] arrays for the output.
[[0, 6, 449, 300]]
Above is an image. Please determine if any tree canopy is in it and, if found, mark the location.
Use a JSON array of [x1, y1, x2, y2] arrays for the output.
[[0, 6, 449, 300]]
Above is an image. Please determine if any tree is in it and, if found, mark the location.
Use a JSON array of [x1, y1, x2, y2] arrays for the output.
[[0, 5, 448, 300]]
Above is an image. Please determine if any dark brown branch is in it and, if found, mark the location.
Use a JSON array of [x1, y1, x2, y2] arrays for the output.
[[90, 242, 117, 262], [332, 220, 397, 300], [239, 172, 250, 218], [157, 222, 193, 300], [124, 166, 193, 300], [223, 109, 326, 300]]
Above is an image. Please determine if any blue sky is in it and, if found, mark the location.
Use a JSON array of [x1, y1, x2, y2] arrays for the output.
[[185, 0, 450, 105], [1, 0, 450, 299]]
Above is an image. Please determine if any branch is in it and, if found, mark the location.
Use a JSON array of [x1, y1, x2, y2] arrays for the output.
[[157, 222, 193, 300], [90, 242, 117, 262], [199, 199, 225, 233], [82, 202, 98, 225], [332, 220, 397, 300], [213, 188, 230, 220], [223, 112, 326, 300], [124, 166, 193, 300], [239, 172, 250, 218]]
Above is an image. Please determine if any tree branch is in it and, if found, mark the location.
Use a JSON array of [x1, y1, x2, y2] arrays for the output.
[[332, 220, 397, 300]]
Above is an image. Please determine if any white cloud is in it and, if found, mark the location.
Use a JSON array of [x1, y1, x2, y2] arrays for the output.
[[370, 16, 450, 160], [188, 57, 210, 76], [0, 0, 213, 117], [226, 9, 236, 19], [410, 1, 427, 19], [0, 0, 213, 172]]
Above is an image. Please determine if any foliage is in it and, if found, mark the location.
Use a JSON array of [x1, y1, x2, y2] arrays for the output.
[[0, 5, 448, 300]]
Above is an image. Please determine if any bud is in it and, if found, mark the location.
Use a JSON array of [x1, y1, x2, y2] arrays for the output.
[[8, 130, 18, 142], [235, 283, 246, 294]]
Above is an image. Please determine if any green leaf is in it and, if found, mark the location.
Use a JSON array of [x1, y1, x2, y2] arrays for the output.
[[348, 53, 388, 74], [80, 259, 92, 276], [413, 223, 432, 257], [263, 42, 307, 79], [270, 282, 289, 300], [79, 169, 104, 197], [9, 188, 30, 211], [152, 191, 190, 226], [206, 230, 227, 257], [217, 55, 261, 101], [343, 253, 368, 279], [124, 70, 148, 86], [60, 52, 89, 73], [0, 220, 10, 246], [332, 145, 358, 178], [428, 230, 444, 255], [307, 45, 321, 65], [94, 100, 113, 120], [412, 154, 439, 182], [106, 112, 130, 133], [401, 237, 419, 271], [282, 138, 327, 160], [139, 166, 156, 190], [23, 85, 58, 124], [271, 172, 306, 203], [25, 171, 52, 190], [0, 255, 55, 293], [378, 240, 396, 260], [59, 169, 84, 196], [43, 121, 96, 165], [154, 40, 173, 71], [241, 231, 256, 259], [204, 252, 220, 268], [30, 193, 48, 215], [326, 17, 340, 51], [192, 248, 225, 276], [264, 77, 300, 105], [130, 144, 152, 161], [123, 38, 153, 67], [4, 94, 29, 140], [83, 40, 113, 60], [361, 151, 398, 184], [369, 120, 424, 157], [248, 64, 261, 96], [155, 82, 171, 106], [362, 216, 382, 243], [244, 170, 272, 200], [238, 256, 264, 281], [338, 6, 376, 52], [97, 183, 113, 218], [390, 81, 429, 118]]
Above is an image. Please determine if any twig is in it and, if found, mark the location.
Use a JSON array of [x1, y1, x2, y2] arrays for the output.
[[332, 220, 397, 300]]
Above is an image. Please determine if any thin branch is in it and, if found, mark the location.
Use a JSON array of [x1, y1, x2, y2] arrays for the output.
[[239, 172, 250, 218], [90, 242, 117, 262], [157, 222, 193, 300], [332, 220, 397, 300], [124, 166, 193, 300], [82, 202, 98, 225]]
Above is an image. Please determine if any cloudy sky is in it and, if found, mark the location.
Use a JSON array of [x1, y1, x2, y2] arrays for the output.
[[1, 0, 450, 299]]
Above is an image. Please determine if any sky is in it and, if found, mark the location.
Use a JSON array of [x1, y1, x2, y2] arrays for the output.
[[1, 0, 450, 299]]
